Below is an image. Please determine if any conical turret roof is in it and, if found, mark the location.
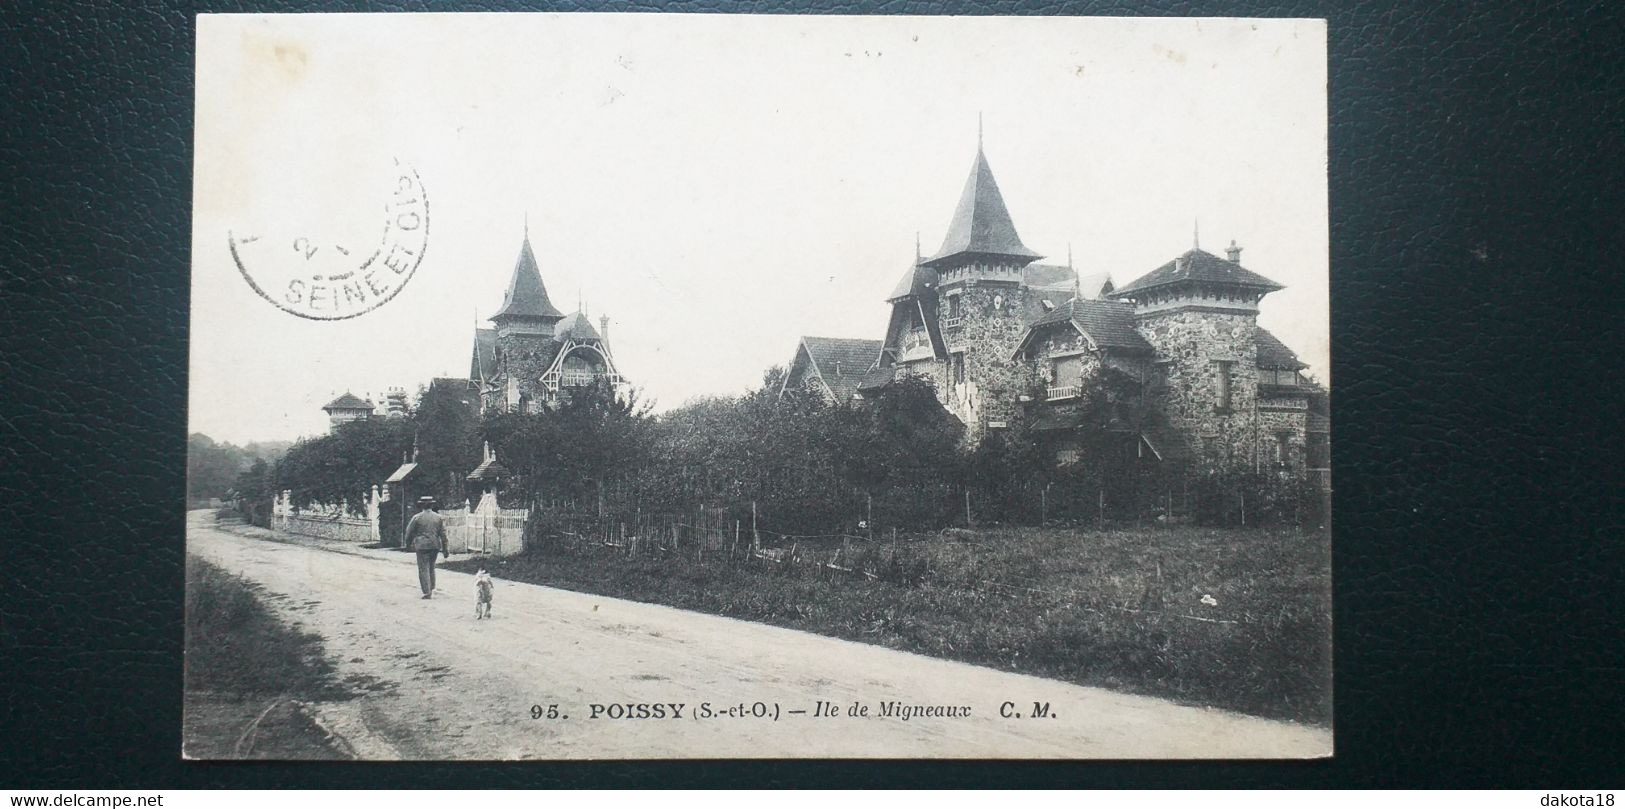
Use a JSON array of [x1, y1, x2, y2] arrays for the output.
[[922, 145, 1041, 268], [492, 234, 564, 321]]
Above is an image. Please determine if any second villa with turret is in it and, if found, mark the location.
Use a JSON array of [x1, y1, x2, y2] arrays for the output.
[[784, 138, 1329, 482]]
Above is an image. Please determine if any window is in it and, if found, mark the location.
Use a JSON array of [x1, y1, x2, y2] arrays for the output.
[[1214, 360, 1234, 411], [1053, 355, 1084, 387], [1307, 433, 1330, 469], [1273, 431, 1293, 466], [1263, 369, 1301, 386], [1047, 355, 1084, 400], [942, 293, 965, 329], [951, 352, 966, 385]]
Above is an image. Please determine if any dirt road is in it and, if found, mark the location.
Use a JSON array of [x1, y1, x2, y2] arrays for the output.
[[187, 518, 1331, 759]]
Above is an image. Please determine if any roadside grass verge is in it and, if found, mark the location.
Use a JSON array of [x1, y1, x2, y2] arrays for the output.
[[184, 555, 351, 758], [447, 526, 1331, 725]]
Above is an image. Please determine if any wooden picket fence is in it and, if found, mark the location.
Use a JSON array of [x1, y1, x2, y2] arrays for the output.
[[442, 507, 528, 556]]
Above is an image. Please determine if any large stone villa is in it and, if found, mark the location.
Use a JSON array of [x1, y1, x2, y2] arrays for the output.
[[784, 139, 1329, 480], [468, 227, 628, 413]]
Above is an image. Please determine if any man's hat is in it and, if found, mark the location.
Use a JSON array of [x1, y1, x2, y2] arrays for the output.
[[417, 496, 437, 505]]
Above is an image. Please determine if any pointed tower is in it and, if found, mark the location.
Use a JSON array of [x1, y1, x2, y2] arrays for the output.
[[490, 232, 565, 338], [921, 143, 1043, 278], [921, 137, 1044, 439], [478, 230, 569, 413]]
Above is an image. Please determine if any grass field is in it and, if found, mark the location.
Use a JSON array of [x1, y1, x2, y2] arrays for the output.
[[447, 525, 1332, 724], [184, 555, 350, 758]]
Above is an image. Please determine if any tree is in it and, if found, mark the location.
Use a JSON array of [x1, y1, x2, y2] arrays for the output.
[[411, 381, 484, 508], [232, 458, 274, 527], [188, 433, 291, 503], [632, 368, 971, 533], [188, 433, 247, 502], [486, 381, 653, 514], [274, 418, 414, 515]]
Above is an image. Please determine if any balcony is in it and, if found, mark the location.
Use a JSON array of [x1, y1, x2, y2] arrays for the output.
[[939, 315, 964, 330], [900, 331, 932, 355], [1046, 385, 1081, 402], [560, 372, 605, 387]]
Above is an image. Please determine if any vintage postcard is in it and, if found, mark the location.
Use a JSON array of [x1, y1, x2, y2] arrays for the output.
[[186, 13, 1331, 759]]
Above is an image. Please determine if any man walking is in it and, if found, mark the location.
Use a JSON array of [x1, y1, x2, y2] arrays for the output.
[[404, 496, 449, 599]]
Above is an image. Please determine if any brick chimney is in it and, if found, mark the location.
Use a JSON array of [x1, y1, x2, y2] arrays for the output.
[[1226, 239, 1243, 263], [599, 314, 610, 347]]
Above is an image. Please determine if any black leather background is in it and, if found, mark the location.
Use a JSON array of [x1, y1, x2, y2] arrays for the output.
[[1, 0, 1620, 789]]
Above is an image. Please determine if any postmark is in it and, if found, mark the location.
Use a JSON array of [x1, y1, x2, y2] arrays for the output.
[[229, 158, 429, 320]]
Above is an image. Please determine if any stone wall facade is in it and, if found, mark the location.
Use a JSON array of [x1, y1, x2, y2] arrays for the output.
[[484, 331, 562, 412], [1134, 308, 1263, 471], [1029, 326, 1102, 392], [936, 281, 1035, 440], [1257, 407, 1309, 472], [897, 356, 943, 390]]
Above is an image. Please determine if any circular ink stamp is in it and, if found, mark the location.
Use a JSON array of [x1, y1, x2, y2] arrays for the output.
[[229, 157, 429, 320]]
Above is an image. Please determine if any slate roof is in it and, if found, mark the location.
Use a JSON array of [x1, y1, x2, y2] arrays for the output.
[[1021, 267, 1114, 324], [1254, 327, 1307, 369], [466, 457, 511, 483], [887, 262, 938, 301], [428, 378, 481, 412], [1023, 265, 1110, 297], [321, 392, 374, 412], [384, 462, 419, 484], [1307, 411, 1331, 433], [799, 337, 884, 402], [1111, 248, 1284, 299], [492, 235, 565, 321], [922, 146, 1042, 267], [1140, 423, 1192, 464], [1023, 263, 1076, 288], [554, 311, 602, 341], [857, 364, 897, 392], [1019, 298, 1154, 354], [471, 328, 498, 382]]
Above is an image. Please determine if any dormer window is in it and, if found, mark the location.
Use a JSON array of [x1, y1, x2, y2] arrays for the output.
[[1262, 369, 1302, 387]]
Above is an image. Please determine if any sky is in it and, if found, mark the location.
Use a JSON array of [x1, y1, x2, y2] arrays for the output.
[[191, 13, 1328, 446]]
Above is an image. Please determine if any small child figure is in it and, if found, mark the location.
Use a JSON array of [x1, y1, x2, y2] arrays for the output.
[[474, 568, 494, 619]]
